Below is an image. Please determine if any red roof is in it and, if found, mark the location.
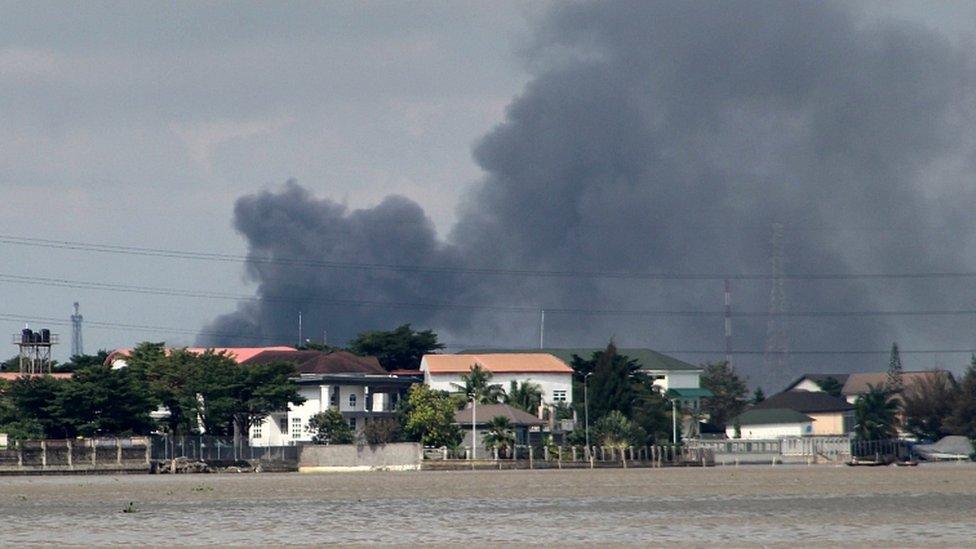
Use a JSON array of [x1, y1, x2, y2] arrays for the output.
[[106, 346, 296, 365], [422, 353, 572, 375], [241, 350, 385, 375], [0, 372, 73, 381]]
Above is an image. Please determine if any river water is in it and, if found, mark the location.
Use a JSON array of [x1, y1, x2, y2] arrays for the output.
[[1, 464, 974, 546]]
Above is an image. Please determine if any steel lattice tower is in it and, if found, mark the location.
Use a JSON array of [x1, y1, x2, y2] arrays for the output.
[[764, 223, 789, 372], [70, 302, 83, 356]]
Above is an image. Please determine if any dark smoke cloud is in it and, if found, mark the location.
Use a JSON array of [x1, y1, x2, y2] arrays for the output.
[[202, 1, 976, 390]]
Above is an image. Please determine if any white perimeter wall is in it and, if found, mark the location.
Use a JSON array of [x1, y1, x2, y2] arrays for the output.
[[728, 422, 813, 439], [425, 372, 573, 406]]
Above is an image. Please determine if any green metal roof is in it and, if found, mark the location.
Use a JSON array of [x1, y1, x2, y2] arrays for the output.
[[732, 408, 814, 426], [666, 388, 713, 399], [458, 348, 701, 372]]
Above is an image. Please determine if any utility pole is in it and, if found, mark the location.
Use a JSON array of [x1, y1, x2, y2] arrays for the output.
[[539, 309, 545, 349], [764, 223, 789, 373], [724, 279, 732, 368], [298, 310, 303, 348]]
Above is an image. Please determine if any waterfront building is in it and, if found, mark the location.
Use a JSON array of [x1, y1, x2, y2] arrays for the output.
[[421, 353, 574, 406], [726, 408, 814, 439], [749, 390, 854, 436]]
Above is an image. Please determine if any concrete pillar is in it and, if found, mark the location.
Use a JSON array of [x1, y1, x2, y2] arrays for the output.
[[41, 440, 47, 468], [67, 439, 73, 469], [116, 437, 122, 465], [529, 446, 534, 469], [91, 439, 96, 466]]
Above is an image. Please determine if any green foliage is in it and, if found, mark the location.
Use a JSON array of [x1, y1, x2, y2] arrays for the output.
[[504, 380, 542, 413], [886, 342, 904, 394], [585, 341, 640, 421], [946, 360, 976, 438], [348, 324, 444, 371], [901, 370, 957, 441], [363, 417, 401, 445], [752, 387, 766, 404], [854, 384, 899, 440], [5, 375, 73, 438], [701, 361, 747, 428], [817, 376, 844, 398], [482, 415, 516, 457], [53, 364, 155, 437], [401, 384, 462, 447], [452, 364, 505, 404], [225, 360, 305, 436], [55, 350, 110, 373], [629, 379, 671, 444], [307, 409, 354, 444], [592, 410, 644, 449]]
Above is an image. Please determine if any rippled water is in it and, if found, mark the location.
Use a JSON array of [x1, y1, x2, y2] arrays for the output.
[[1, 464, 974, 545]]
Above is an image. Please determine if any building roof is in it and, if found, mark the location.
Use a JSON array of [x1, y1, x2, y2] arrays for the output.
[[458, 348, 700, 372], [106, 346, 295, 365], [783, 373, 850, 392], [752, 390, 853, 413], [422, 353, 572, 375], [666, 388, 714, 399], [241, 350, 385, 375], [453, 403, 546, 426], [841, 371, 943, 396], [733, 408, 814, 426]]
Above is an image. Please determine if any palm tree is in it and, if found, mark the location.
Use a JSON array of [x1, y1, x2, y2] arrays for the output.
[[452, 364, 505, 404], [854, 384, 899, 440], [593, 410, 637, 450], [482, 415, 516, 458], [504, 380, 543, 413]]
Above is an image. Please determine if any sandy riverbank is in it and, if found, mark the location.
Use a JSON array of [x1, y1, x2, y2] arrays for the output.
[[1, 463, 974, 545]]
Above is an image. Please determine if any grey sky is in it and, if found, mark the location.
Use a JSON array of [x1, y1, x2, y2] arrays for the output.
[[0, 1, 539, 358], [2, 1, 976, 391]]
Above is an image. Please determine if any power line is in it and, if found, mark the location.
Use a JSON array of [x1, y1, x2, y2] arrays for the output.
[[3, 233, 976, 281], [4, 272, 976, 318]]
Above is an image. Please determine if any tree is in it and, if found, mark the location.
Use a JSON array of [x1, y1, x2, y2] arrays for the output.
[[348, 324, 444, 371], [854, 384, 899, 440], [817, 377, 844, 398], [901, 370, 957, 441], [125, 343, 198, 437], [586, 341, 640, 422], [53, 364, 155, 437], [55, 350, 110, 373], [629, 379, 671, 444], [701, 361, 747, 428], [401, 384, 462, 447], [307, 409, 354, 444], [5, 375, 73, 438], [886, 342, 904, 394], [482, 416, 516, 457], [504, 380, 543, 414], [452, 364, 505, 404], [593, 410, 644, 449], [363, 417, 401, 445], [752, 387, 766, 404], [224, 361, 305, 445], [946, 358, 976, 438]]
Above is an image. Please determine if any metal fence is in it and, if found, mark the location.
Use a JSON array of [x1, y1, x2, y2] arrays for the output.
[[150, 435, 298, 462], [0, 437, 150, 471], [423, 443, 712, 467]]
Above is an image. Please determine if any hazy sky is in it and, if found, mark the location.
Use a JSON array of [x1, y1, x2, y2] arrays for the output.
[[0, 1, 540, 358], [2, 1, 976, 389]]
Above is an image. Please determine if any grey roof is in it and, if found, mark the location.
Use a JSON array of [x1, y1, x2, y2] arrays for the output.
[[459, 348, 700, 372], [241, 350, 385, 375], [752, 390, 853, 413], [733, 408, 814, 426], [453, 403, 546, 427], [783, 373, 850, 392]]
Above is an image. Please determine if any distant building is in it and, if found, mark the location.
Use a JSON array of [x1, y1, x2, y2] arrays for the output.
[[727, 408, 814, 439], [784, 371, 951, 404], [783, 373, 850, 393], [421, 353, 574, 406], [453, 403, 546, 453], [750, 390, 854, 435]]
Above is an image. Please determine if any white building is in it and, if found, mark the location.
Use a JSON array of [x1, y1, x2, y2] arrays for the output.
[[726, 408, 815, 439], [420, 353, 574, 406]]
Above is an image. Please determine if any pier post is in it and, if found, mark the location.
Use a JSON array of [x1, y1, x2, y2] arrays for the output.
[[41, 440, 47, 469], [116, 437, 122, 465], [67, 439, 73, 469]]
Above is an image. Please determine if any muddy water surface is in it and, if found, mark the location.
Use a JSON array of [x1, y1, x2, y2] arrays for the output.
[[1, 464, 974, 546]]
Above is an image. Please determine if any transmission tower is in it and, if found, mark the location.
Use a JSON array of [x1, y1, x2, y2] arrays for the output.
[[70, 302, 83, 356], [764, 223, 789, 372]]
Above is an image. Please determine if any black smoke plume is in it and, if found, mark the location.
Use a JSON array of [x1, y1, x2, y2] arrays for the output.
[[202, 1, 976, 390]]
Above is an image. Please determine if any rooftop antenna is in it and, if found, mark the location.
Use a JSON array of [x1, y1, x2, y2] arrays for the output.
[[764, 223, 789, 373], [70, 302, 84, 356], [539, 309, 545, 349]]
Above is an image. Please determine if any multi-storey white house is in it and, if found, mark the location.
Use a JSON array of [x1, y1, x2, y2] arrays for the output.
[[420, 353, 574, 406], [240, 350, 417, 446]]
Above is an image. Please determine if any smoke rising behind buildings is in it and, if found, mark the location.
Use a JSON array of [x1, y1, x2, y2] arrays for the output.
[[201, 1, 976, 389]]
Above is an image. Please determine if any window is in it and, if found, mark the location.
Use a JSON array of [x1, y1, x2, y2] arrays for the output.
[[552, 390, 567, 402], [252, 424, 263, 439], [348, 417, 357, 430], [348, 393, 357, 409], [291, 417, 303, 439], [330, 388, 338, 407], [279, 417, 288, 433]]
